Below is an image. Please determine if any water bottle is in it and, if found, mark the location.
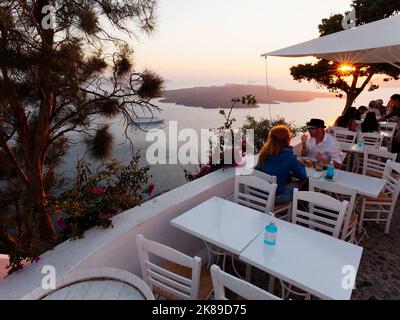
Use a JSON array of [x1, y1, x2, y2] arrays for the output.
[[357, 137, 365, 151], [326, 160, 335, 180], [264, 223, 277, 246]]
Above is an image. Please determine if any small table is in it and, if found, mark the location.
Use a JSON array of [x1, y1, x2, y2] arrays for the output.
[[306, 167, 386, 198], [339, 142, 388, 154], [23, 268, 154, 300], [239, 216, 363, 300], [171, 197, 270, 255]]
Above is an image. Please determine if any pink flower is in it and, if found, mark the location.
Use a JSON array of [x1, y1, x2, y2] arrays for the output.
[[99, 212, 113, 219], [32, 257, 41, 264], [147, 182, 156, 197], [56, 217, 68, 231], [91, 187, 106, 195]]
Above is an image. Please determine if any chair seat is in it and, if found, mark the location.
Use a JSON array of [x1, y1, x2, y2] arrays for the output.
[[154, 262, 213, 300], [365, 170, 384, 178], [273, 203, 291, 213], [364, 191, 392, 203]]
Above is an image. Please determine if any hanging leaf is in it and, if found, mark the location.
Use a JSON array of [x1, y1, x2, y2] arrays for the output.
[[85, 125, 114, 161]]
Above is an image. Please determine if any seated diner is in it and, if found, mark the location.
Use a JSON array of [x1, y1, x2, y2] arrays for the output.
[[255, 125, 307, 205], [301, 118, 343, 169]]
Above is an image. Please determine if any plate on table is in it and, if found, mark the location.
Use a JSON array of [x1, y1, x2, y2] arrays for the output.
[[306, 168, 325, 180]]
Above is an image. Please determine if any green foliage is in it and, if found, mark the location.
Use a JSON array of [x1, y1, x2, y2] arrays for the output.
[[318, 14, 344, 36], [242, 116, 302, 154], [352, 0, 400, 23], [0, 0, 163, 259], [53, 154, 151, 240], [85, 125, 114, 161], [184, 96, 301, 182], [4, 154, 154, 273], [184, 96, 256, 182]]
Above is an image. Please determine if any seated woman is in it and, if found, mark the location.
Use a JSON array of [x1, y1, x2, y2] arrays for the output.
[[334, 107, 357, 131], [361, 112, 379, 133], [255, 125, 307, 205]]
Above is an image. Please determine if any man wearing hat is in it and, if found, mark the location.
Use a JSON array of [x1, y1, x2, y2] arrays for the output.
[[301, 119, 344, 168]]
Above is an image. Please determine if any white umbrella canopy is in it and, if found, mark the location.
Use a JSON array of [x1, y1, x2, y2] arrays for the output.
[[265, 14, 400, 68]]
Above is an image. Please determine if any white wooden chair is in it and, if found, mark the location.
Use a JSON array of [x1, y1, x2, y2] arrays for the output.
[[358, 132, 383, 147], [234, 175, 277, 214], [380, 122, 397, 135], [334, 129, 358, 144], [380, 122, 397, 151], [358, 161, 400, 234], [136, 235, 213, 300], [362, 147, 397, 178], [250, 170, 277, 183], [210, 265, 281, 300], [249, 171, 291, 220], [292, 189, 348, 239], [326, 126, 342, 135], [309, 180, 358, 243]]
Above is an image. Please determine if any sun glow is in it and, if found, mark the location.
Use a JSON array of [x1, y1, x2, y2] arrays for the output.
[[338, 64, 356, 73]]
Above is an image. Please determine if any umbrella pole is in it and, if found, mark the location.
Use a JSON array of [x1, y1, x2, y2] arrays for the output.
[[262, 55, 273, 122]]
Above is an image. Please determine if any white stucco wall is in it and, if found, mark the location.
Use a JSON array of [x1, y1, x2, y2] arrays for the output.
[[0, 167, 239, 300]]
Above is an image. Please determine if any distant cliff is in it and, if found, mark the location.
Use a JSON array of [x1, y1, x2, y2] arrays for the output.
[[160, 84, 333, 109]]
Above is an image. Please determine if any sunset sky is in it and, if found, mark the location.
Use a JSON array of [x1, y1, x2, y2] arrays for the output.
[[132, 0, 353, 90]]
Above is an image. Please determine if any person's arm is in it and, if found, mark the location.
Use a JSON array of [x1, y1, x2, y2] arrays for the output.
[[300, 134, 308, 157], [329, 143, 344, 169], [289, 154, 308, 181]]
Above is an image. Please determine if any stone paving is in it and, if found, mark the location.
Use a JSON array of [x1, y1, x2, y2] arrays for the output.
[[351, 202, 400, 300]]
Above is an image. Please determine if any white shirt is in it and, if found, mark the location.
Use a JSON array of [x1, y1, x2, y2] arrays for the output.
[[306, 133, 344, 164]]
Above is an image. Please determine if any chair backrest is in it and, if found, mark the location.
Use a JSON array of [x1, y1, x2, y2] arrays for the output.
[[309, 180, 357, 241], [234, 175, 277, 213], [363, 147, 397, 178], [379, 122, 397, 134], [334, 129, 357, 144], [326, 126, 342, 135], [358, 132, 383, 147], [136, 234, 202, 300], [210, 265, 281, 300], [383, 161, 400, 201], [292, 189, 348, 238], [250, 170, 277, 184]]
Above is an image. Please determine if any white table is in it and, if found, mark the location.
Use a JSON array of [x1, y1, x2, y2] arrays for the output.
[[306, 167, 385, 198], [239, 216, 363, 300], [171, 197, 270, 255], [339, 142, 388, 154], [23, 268, 154, 300], [43, 279, 147, 300]]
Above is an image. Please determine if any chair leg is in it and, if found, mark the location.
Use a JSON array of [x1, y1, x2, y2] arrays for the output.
[[385, 207, 395, 234], [358, 201, 366, 234]]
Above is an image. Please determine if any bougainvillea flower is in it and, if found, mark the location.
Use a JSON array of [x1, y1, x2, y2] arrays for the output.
[[32, 257, 41, 263], [147, 182, 156, 197], [56, 217, 68, 231], [91, 187, 107, 195]]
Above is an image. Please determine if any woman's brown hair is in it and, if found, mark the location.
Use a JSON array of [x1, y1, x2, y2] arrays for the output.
[[258, 125, 291, 166]]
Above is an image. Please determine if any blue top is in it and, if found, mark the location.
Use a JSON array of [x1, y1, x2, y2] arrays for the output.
[[255, 148, 307, 196]]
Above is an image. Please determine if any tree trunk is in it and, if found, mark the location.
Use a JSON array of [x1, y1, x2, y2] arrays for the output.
[[342, 91, 359, 114], [26, 163, 57, 248]]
